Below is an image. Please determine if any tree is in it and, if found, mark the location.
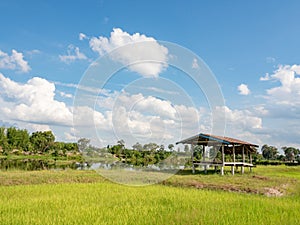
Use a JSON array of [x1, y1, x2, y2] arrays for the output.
[[143, 143, 159, 152], [168, 144, 174, 151], [0, 127, 8, 153], [108, 140, 126, 157], [184, 144, 190, 153], [282, 147, 300, 162], [193, 145, 203, 160], [77, 138, 90, 152], [159, 144, 165, 152], [6, 127, 31, 152], [117, 139, 125, 149], [132, 142, 143, 151], [52, 142, 79, 156], [30, 131, 55, 153], [261, 144, 278, 160]]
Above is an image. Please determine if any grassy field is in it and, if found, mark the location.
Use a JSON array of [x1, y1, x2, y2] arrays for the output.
[[0, 166, 299, 225]]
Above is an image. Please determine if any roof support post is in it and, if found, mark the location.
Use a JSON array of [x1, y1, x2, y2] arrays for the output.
[[191, 144, 195, 174], [203, 145, 207, 174], [202, 145, 205, 163], [221, 145, 225, 176], [231, 145, 235, 175], [242, 145, 245, 174], [249, 152, 253, 172]]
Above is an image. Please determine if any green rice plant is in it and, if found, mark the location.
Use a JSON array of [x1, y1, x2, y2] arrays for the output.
[[0, 181, 299, 224], [0, 166, 299, 225]]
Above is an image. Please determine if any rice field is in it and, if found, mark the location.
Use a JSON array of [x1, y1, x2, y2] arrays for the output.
[[0, 166, 299, 225]]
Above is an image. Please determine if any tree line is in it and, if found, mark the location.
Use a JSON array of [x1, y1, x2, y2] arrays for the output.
[[1, 126, 299, 168], [81, 139, 175, 166], [0, 126, 79, 157], [259, 144, 300, 163]]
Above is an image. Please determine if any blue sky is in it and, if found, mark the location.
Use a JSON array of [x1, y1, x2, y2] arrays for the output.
[[0, 0, 300, 150]]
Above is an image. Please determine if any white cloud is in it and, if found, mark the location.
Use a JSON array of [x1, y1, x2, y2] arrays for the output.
[[58, 91, 73, 98], [64, 131, 76, 141], [264, 64, 300, 106], [143, 87, 179, 95], [25, 49, 41, 57], [64, 127, 81, 141], [0, 49, 31, 73], [260, 73, 271, 81], [213, 106, 263, 145], [266, 57, 276, 63], [54, 80, 111, 96], [253, 105, 269, 116], [220, 106, 262, 129], [0, 73, 72, 126], [89, 28, 169, 78], [97, 92, 178, 119], [79, 33, 87, 41], [0, 73, 269, 147], [73, 106, 108, 127], [28, 124, 51, 132], [89, 91, 202, 145], [252, 64, 300, 148], [95, 92, 265, 146], [192, 58, 199, 69], [59, 45, 88, 63], [237, 83, 251, 95]]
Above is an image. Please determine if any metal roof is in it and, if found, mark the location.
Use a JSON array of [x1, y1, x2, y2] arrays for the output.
[[176, 133, 259, 147]]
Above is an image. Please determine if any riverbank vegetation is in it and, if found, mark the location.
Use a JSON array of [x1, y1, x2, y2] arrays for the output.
[[0, 126, 299, 171]]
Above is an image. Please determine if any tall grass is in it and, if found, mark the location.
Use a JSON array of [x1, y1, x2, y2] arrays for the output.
[[0, 181, 299, 224], [0, 166, 300, 224]]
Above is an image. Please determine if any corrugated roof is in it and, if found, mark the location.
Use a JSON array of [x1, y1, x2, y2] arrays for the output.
[[176, 133, 259, 147]]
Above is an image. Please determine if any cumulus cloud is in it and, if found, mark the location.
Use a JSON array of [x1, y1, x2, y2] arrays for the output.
[[0, 49, 31, 73], [73, 106, 110, 127], [251, 64, 300, 148], [237, 83, 251, 95], [97, 92, 182, 119], [64, 127, 79, 141], [213, 106, 263, 145], [59, 45, 88, 63], [0, 75, 116, 142], [0, 73, 72, 126], [64, 132, 76, 141], [219, 106, 262, 129], [28, 124, 51, 132], [95, 90, 265, 146], [89, 28, 169, 78], [0, 73, 266, 147], [264, 64, 300, 106], [79, 33, 87, 40], [91, 90, 204, 145]]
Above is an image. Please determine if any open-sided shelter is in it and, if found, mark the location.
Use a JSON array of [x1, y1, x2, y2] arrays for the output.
[[176, 133, 259, 175]]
